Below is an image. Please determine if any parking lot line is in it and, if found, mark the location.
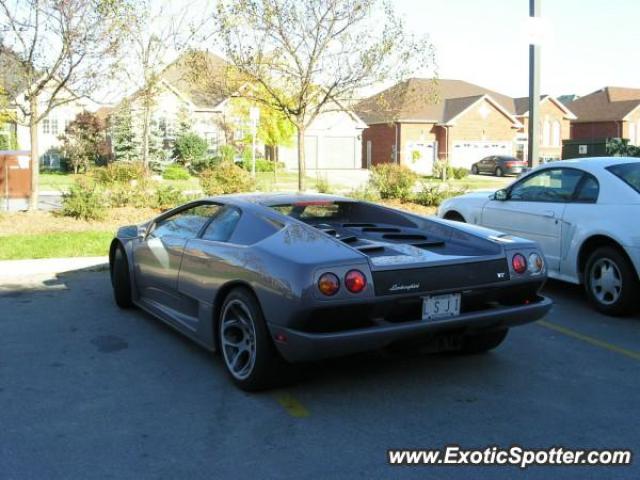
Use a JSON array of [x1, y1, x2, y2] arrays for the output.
[[538, 320, 640, 362], [274, 392, 310, 418]]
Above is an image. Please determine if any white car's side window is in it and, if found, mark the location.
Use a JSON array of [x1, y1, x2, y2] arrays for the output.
[[509, 169, 584, 203]]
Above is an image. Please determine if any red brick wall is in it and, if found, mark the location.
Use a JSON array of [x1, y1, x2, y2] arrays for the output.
[[448, 99, 516, 144], [571, 121, 621, 140], [361, 123, 397, 168]]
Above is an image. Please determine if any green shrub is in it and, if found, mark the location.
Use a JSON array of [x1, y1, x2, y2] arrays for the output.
[[315, 176, 331, 193], [94, 162, 145, 186], [190, 156, 219, 174], [241, 157, 278, 172], [413, 182, 468, 207], [432, 162, 469, 180], [347, 185, 381, 202], [369, 164, 417, 201], [173, 132, 208, 165], [153, 185, 187, 210], [200, 161, 255, 195], [217, 144, 235, 163], [61, 179, 107, 220], [451, 167, 469, 179], [162, 164, 191, 180]]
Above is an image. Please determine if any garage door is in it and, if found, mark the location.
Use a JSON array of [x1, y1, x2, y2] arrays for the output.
[[404, 141, 437, 176], [320, 136, 358, 169], [451, 142, 513, 169]]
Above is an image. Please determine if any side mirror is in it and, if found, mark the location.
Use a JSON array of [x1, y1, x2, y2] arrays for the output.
[[494, 189, 508, 201], [137, 224, 149, 239]]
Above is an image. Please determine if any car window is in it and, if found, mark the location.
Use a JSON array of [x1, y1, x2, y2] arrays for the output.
[[271, 202, 345, 219], [509, 168, 584, 202], [574, 175, 599, 203], [201, 207, 242, 242], [607, 162, 640, 194], [151, 204, 221, 240]]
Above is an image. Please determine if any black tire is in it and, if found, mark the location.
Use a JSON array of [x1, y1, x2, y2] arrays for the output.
[[584, 246, 639, 316], [495, 167, 504, 177], [218, 287, 294, 391], [444, 211, 466, 223], [112, 245, 134, 309], [471, 164, 479, 175], [458, 328, 508, 354]]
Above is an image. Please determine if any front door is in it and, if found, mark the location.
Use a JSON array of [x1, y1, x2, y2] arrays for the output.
[[481, 168, 585, 272], [133, 203, 221, 309]]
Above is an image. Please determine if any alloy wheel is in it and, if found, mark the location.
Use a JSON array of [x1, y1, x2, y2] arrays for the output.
[[220, 299, 257, 380], [590, 258, 623, 306]]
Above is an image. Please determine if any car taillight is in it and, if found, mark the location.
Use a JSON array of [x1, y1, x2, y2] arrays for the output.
[[505, 162, 515, 167], [512, 253, 527, 274], [318, 273, 340, 296], [345, 270, 367, 293], [528, 252, 544, 273]]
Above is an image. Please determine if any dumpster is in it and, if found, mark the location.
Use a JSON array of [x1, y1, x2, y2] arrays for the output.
[[0, 150, 32, 211], [562, 138, 610, 160]]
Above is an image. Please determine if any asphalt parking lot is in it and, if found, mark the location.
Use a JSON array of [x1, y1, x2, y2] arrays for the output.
[[1, 269, 639, 480]]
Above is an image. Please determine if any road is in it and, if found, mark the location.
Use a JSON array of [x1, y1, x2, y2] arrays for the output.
[[1, 271, 638, 480]]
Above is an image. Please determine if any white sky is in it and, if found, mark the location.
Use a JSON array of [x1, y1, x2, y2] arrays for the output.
[[393, 0, 640, 97]]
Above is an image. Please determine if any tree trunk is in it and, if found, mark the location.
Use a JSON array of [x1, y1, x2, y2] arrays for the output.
[[141, 95, 151, 173], [28, 96, 39, 211], [296, 125, 306, 192]]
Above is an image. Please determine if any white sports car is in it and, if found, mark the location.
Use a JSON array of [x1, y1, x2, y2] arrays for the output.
[[438, 157, 640, 316]]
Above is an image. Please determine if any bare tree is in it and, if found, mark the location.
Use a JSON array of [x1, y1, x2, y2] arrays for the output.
[[0, 0, 126, 209], [121, 0, 212, 172], [213, 0, 434, 191]]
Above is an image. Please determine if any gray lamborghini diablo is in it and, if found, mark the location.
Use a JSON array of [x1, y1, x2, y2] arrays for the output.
[[109, 193, 552, 390]]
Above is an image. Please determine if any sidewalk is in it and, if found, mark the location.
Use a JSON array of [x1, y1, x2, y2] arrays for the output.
[[0, 256, 108, 294]]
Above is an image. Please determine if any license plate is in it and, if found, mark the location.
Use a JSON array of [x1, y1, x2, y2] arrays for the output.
[[422, 293, 461, 320]]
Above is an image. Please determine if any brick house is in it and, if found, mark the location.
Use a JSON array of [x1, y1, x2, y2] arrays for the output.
[[512, 95, 576, 162], [567, 87, 640, 144], [355, 79, 575, 174]]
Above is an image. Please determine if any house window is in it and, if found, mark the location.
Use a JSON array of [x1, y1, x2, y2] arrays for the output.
[[629, 123, 636, 145], [159, 117, 176, 139], [233, 128, 245, 141], [51, 118, 59, 135], [552, 121, 561, 146], [205, 131, 221, 151], [542, 120, 551, 146], [42, 119, 50, 134]]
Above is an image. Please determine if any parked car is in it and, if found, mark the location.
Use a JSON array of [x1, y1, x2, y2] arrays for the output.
[[110, 193, 552, 390], [438, 157, 640, 316], [471, 155, 527, 177]]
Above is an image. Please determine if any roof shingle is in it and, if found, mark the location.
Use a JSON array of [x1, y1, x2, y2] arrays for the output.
[[568, 87, 640, 123]]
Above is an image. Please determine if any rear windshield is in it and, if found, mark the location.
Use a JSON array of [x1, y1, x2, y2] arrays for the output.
[[271, 201, 345, 219], [607, 162, 640, 194]]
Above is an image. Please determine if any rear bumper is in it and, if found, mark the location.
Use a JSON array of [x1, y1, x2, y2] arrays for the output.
[[270, 296, 552, 362], [503, 166, 525, 175]]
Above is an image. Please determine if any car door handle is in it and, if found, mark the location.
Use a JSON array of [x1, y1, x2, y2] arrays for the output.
[[541, 210, 556, 218]]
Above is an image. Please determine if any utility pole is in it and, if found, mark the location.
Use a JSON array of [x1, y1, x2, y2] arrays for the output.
[[527, 0, 541, 168]]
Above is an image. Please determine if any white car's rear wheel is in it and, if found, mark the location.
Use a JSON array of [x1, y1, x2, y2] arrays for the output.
[[585, 247, 639, 316]]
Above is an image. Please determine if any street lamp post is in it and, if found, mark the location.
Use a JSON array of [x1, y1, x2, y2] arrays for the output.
[[249, 107, 260, 178], [527, 0, 541, 168]]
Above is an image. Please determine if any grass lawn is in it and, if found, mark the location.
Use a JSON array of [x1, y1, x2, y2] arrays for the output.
[[40, 172, 80, 191], [0, 231, 113, 260], [256, 171, 318, 192]]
